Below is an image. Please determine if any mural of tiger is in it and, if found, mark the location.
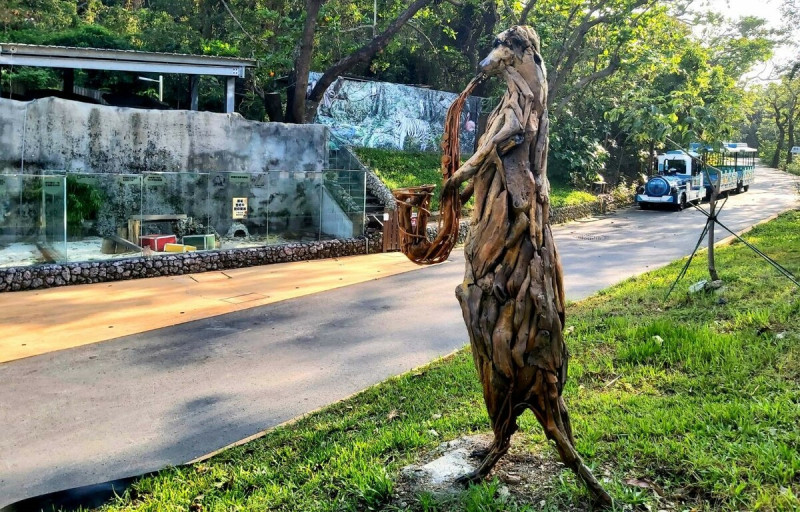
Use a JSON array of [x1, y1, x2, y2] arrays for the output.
[[393, 115, 434, 151]]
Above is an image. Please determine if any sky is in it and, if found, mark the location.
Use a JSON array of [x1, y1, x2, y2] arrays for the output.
[[696, 0, 797, 81]]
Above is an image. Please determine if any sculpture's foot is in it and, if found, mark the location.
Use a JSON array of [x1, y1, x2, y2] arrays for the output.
[[455, 470, 485, 488], [577, 463, 613, 508], [469, 446, 491, 459], [590, 486, 614, 509]]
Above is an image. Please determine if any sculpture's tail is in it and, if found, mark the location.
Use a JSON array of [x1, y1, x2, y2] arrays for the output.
[[393, 74, 485, 265]]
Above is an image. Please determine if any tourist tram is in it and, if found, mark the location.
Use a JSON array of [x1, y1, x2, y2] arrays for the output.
[[635, 143, 757, 210]]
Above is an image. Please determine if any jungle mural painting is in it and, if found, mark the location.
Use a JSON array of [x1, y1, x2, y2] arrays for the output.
[[309, 72, 482, 154]]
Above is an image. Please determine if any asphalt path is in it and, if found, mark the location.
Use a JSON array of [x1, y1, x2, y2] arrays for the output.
[[1, 165, 797, 507]]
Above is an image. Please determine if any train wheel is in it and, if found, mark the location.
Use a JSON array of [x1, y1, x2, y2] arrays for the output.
[[676, 194, 687, 211], [743, 185, 749, 192], [639, 202, 651, 210], [736, 182, 743, 194]]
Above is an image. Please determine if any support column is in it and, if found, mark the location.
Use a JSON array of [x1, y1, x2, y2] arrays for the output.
[[63, 69, 74, 95], [225, 76, 235, 113], [190, 75, 199, 111]]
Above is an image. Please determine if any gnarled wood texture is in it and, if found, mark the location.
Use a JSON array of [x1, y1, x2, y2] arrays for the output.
[[395, 25, 612, 506]]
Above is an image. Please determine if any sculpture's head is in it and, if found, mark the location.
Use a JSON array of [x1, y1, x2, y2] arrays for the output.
[[479, 25, 542, 76]]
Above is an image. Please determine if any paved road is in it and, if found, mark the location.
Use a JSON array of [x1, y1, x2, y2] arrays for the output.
[[1, 166, 797, 507]]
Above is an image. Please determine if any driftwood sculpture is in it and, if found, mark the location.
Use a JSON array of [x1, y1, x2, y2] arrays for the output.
[[393, 26, 612, 505]]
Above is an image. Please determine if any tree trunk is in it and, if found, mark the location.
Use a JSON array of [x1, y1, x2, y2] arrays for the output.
[[771, 103, 786, 169], [287, 0, 324, 123], [786, 116, 795, 165], [264, 92, 284, 122], [773, 125, 785, 168]]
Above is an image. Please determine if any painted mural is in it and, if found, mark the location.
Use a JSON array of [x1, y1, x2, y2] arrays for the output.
[[309, 73, 482, 154]]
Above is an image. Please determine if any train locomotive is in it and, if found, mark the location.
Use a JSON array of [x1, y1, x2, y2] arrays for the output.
[[636, 143, 757, 210]]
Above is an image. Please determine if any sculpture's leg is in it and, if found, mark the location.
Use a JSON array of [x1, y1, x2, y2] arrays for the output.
[[558, 396, 576, 446], [539, 391, 613, 507], [455, 417, 518, 486]]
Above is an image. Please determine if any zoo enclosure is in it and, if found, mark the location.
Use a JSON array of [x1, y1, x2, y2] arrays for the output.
[[0, 167, 366, 268]]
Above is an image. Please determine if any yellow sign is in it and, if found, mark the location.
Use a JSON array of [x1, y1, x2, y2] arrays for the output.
[[232, 197, 248, 219]]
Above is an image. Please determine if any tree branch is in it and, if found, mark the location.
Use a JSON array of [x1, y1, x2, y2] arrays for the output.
[[220, 0, 260, 47], [306, 0, 436, 119], [554, 54, 621, 109], [518, 0, 538, 25]]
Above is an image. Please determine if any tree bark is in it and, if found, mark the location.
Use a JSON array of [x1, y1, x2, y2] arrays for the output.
[[287, 0, 325, 123], [771, 101, 786, 168], [264, 92, 284, 122]]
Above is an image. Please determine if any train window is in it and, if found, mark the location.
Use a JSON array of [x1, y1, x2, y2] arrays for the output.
[[664, 160, 687, 174]]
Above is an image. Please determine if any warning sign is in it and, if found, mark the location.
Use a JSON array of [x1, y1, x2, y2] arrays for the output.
[[232, 197, 248, 219]]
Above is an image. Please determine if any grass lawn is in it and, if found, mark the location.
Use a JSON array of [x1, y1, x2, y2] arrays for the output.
[[98, 211, 800, 512], [354, 148, 595, 210]]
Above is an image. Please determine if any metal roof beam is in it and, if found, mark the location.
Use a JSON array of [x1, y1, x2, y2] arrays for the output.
[[0, 43, 255, 68], [0, 54, 246, 77]]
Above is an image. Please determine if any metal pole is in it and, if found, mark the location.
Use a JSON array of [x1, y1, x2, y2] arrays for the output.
[[158, 75, 163, 102], [225, 77, 235, 113]]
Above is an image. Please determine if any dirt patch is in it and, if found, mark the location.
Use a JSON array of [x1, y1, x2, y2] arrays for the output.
[[392, 434, 586, 509]]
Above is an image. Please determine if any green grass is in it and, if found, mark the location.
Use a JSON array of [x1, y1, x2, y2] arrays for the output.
[[354, 148, 596, 210], [97, 211, 800, 512], [786, 161, 800, 177]]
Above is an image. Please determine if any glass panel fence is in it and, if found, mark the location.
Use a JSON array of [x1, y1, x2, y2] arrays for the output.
[[65, 173, 144, 261], [323, 170, 366, 239], [0, 174, 67, 267], [209, 171, 270, 250], [140, 172, 211, 251], [0, 169, 366, 267], [266, 171, 323, 243]]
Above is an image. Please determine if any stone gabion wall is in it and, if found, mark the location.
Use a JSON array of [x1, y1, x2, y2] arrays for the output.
[[366, 170, 397, 210], [0, 235, 382, 293], [0, 197, 633, 293], [548, 195, 633, 225]]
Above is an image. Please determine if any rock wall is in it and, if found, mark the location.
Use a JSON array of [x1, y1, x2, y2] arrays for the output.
[[0, 235, 382, 292], [0, 97, 329, 174]]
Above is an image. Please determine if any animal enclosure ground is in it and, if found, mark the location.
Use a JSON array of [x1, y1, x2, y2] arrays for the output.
[[96, 211, 800, 512], [354, 147, 595, 211]]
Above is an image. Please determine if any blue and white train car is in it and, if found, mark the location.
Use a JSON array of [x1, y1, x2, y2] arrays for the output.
[[703, 143, 756, 195], [635, 150, 705, 210]]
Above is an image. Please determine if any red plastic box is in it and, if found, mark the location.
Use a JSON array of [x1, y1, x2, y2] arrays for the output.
[[140, 235, 177, 252]]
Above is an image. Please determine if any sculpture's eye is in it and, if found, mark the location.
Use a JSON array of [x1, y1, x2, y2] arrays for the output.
[[492, 38, 501, 48]]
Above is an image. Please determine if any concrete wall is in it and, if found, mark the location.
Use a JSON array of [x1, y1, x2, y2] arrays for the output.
[[0, 97, 329, 174]]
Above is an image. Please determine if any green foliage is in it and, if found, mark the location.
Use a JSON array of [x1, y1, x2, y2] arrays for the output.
[[96, 212, 800, 511], [355, 148, 597, 210], [354, 147, 445, 209], [66, 176, 103, 237], [0, 67, 59, 92], [0, 0, 779, 173]]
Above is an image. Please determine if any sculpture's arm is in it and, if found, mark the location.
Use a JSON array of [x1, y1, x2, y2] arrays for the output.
[[444, 108, 523, 195]]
